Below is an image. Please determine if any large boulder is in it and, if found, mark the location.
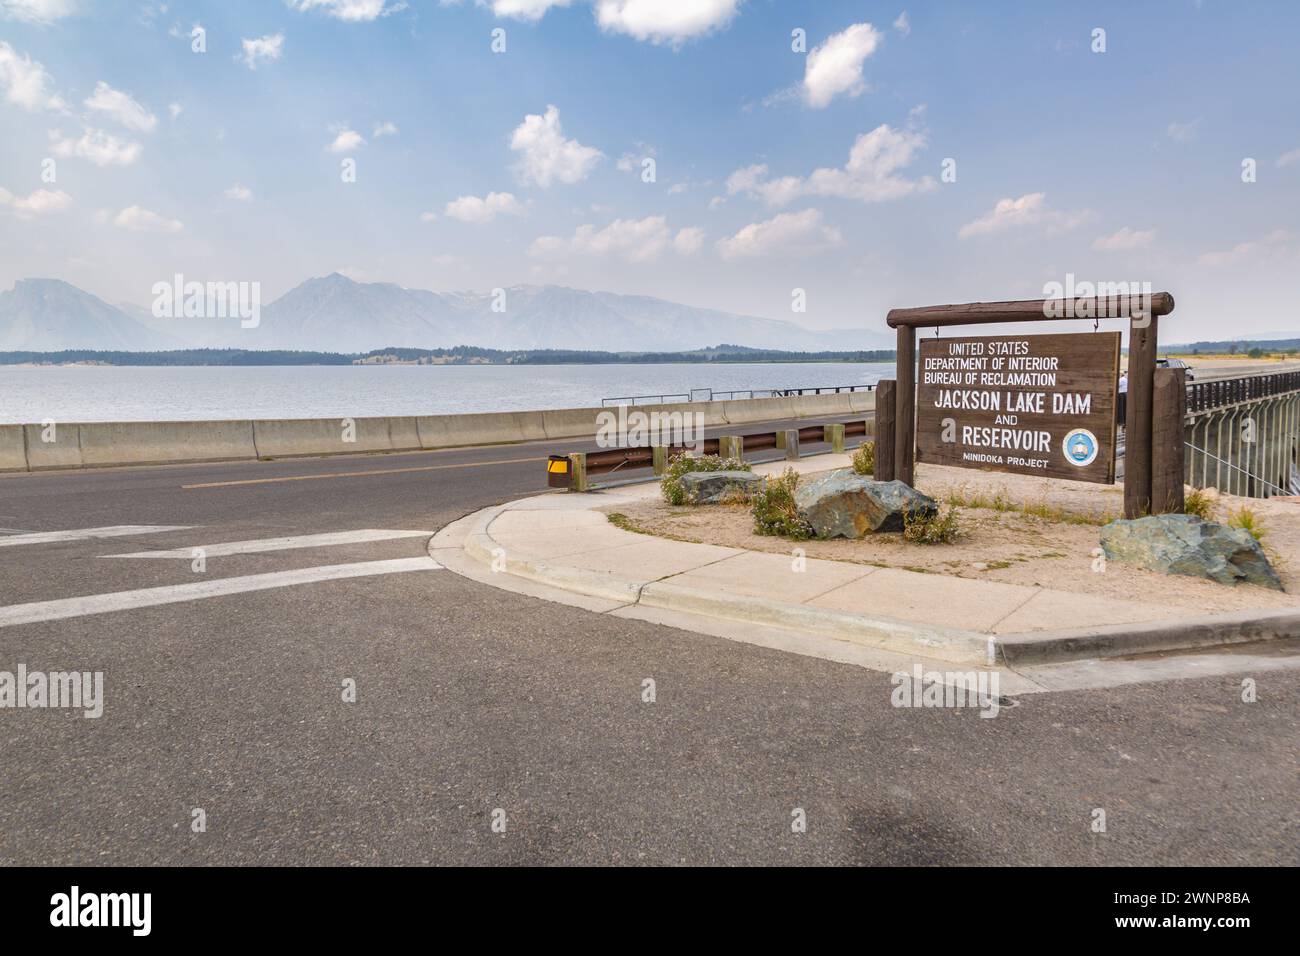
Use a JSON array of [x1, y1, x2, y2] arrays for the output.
[[679, 470, 763, 504], [794, 471, 938, 538], [1099, 513, 1283, 590]]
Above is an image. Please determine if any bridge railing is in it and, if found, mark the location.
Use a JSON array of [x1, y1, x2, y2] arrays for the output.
[[1187, 370, 1300, 413], [602, 384, 875, 406]]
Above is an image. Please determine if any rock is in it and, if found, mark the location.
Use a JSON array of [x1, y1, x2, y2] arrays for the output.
[[1099, 513, 1283, 590], [678, 470, 762, 504], [794, 472, 938, 538]]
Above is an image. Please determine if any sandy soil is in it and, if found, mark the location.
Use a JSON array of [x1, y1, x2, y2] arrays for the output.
[[606, 463, 1300, 614]]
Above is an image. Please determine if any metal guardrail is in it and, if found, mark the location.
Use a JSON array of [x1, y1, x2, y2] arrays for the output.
[[601, 384, 875, 406], [1187, 371, 1300, 413], [581, 419, 869, 478]]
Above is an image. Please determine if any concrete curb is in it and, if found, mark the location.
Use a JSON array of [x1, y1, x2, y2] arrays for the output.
[[450, 482, 1300, 668], [463, 495, 994, 664], [998, 606, 1300, 665]]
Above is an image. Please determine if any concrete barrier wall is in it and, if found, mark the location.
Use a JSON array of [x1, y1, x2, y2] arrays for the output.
[[0, 391, 877, 472], [23, 423, 83, 470], [252, 416, 423, 459], [0, 425, 28, 473], [80, 421, 258, 467], [418, 410, 548, 448]]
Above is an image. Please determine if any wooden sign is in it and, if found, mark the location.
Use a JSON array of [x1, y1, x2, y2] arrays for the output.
[[916, 332, 1120, 483]]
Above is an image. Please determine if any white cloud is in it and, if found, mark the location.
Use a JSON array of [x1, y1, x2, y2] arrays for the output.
[[481, 0, 573, 21], [444, 191, 525, 223], [0, 185, 72, 218], [1277, 147, 1300, 168], [1, 0, 78, 24], [419, 211, 438, 223], [287, 0, 407, 21], [84, 81, 156, 133], [717, 208, 843, 260], [727, 124, 934, 206], [240, 34, 284, 70], [1092, 227, 1155, 252], [1166, 118, 1201, 143], [168, 102, 182, 119], [673, 226, 705, 255], [958, 192, 1091, 239], [529, 215, 672, 262], [594, 0, 744, 45], [49, 127, 142, 166], [510, 105, 604, 187], [326, 128, 366, 153], [803, 23, 883, 109], [1198, 230, 1292, 267], [372, 120, 398, 138], [707, 195, 726, 210], [114, 205, 182, 233], [224, 183, 253, 201], [893, 11, 910, 36], [0, 41, 66, 112]]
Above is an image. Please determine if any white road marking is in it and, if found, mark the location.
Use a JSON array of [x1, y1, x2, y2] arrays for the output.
[[0, 526, 191, 548], [0, 557, 442, 628], [105, 529, 432, 559]]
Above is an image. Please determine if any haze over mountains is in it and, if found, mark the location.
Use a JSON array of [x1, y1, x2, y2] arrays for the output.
[[1, 274, 888, 354]]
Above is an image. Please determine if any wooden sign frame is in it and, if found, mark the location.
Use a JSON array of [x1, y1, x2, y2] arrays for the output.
[[875, 292, 1178, 519]]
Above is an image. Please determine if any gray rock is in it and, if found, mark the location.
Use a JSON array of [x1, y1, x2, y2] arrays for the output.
[[678, 470, 762, 504], [1099, 513, 1283, 590], [794, 472, 938, 538]]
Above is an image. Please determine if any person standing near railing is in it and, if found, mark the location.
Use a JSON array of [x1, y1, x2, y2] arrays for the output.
[[1117, 370, 1128, 430]]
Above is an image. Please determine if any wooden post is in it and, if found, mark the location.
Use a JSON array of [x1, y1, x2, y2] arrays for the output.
[[719, 435, 743, 461], [824, 423, 845, 454], [895, 326, 916, 485], [876, 380, 896, 482], [1124, 312, 1158, 517], [783, 429, 800, 461], [569, 452, 588, 492], [651, 445, 666, 476], [1152, 368, 1186, 514]]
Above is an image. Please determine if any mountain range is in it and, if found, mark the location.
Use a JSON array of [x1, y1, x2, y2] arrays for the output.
[[0, 274, 888, 354]]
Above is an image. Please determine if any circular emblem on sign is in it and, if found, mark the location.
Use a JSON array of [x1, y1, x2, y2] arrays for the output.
[[1062, 428, 1099, 467]]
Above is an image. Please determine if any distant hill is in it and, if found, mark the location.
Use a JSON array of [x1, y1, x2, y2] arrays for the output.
[[0, 274, 889, 354], [1167, 337, 1300, 353], [0, 279, 177, 351]]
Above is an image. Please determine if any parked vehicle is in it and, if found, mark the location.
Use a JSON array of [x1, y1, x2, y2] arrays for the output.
[[1156, 357, 1195, 381]]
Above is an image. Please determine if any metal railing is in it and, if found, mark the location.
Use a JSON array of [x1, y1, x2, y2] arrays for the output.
[[1185, 440, 1288, 496], [581, 420, 870, 477], [1187, 371, 1300, 413], [602, 383, 875, 406]]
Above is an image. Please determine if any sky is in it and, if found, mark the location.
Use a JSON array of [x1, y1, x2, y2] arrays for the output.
[[1, 0, 1298, 345]]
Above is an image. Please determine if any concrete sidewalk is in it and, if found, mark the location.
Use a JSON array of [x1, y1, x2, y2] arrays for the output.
[[432, 454, 1300, 690]]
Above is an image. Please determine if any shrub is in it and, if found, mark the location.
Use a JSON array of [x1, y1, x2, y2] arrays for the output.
[[851, 441, 875, 476], [1183, 487, 1215, 520], [660, 452, 751, 505], [902, 504, 963, 545], [751, 468, 813, 540], [1227, 506, 1266, 541]]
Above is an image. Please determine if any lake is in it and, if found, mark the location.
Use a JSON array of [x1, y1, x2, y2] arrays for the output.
[[0, 363, 890, 423]]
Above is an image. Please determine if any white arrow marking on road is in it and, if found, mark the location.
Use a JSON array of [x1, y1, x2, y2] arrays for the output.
[[104, 529, 432, 559], [0, 557, 441, 628], [0, 526, 192, 548]]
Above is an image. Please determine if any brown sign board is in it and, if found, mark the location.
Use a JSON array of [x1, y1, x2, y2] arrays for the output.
[[916, 332, 1120, 484]]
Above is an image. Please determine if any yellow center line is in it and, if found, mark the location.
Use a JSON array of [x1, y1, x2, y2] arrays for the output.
[[183, 456, 548, 489]]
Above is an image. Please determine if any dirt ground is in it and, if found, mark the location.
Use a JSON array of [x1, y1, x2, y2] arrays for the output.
[[606, 462, 1300, 615]]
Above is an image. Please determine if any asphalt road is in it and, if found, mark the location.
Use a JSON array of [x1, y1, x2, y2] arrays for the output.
[[0, 420, 1295, 865]]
